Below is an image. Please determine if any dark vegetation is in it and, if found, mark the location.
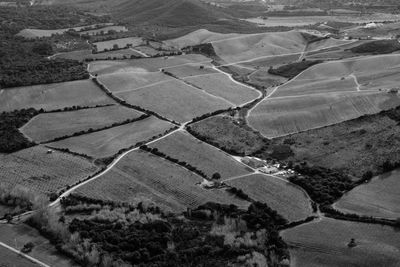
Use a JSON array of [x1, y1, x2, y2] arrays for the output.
[[0, 108, 39, 153], [349, 39, 400, 54], [268, 60, 323, 79], [288, 164, 353, 205], [0, 6, 108, 88], [188, 115, 270, 156], [28, 193, 289, 267]]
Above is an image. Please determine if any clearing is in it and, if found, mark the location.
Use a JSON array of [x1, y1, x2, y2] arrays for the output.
[[47, 116, 174, 158], [0, 80, 114, 112], [335, 169, 400, 219], [75, 150, 250, 213], [249, 91, 400, 138], [225, 174, 313, 222], [20, 105, 143, 143], [0, 146, 99, 195], [148, 131, 252, 179], [281, 217, 400, 267], [93, 37, 144, 52]]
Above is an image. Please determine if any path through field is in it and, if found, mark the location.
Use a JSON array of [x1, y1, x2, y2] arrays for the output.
[[0, 241, 50, 267]]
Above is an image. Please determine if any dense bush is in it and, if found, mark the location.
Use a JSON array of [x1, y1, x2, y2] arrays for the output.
[[289, 164, 353, 205], [0, 108, 39, 153], [268, 60, 323, 79], [350, 40, 400, 54]]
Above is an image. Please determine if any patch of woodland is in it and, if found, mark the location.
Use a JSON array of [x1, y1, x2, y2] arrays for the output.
[[349, 39, 400, 54], [267, 59, 323, 79], [27, 195, 290, 267]]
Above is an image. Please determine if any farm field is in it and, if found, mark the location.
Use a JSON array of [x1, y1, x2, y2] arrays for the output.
[[183, 73, 260, 105], [98, 71, 173, 93], [93, 37, 144, 52], [226, 174, 312, 222], [75, 150, 250, 212], [0, 146, 99, 195], [79, 25, 127, 35], [0, 224, 78, 267], [164, 29, 242, 48], [281, 217, 400, 267], [89, 54, 211, 75], [48, 116, 173, 158], [0, 80, 114, 112], [148, 131, 252, 179], [54, 49, 143, 61], [248, 70, 289, 88], [335, 169, 400, 219], [116, 79, 232, 123], [272, 107, 400, 178], [211, 31, 308, 63], [240, 53, 301, 69], [0, 245, 38, 267], [305, 38, 353, 52], [249, 91, 400, 138], [20, 105, 143, 143], [165, 63, 217, 78]]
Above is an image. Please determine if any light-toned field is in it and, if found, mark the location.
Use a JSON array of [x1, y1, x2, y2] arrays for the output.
[[281, 217, 400, 267], [274, 54, 400, 97], [93, 37, 144, 52], [99, 72, 173, 93], [335, 169, 400, 219], [75, 150, 250, 212], [0, 146, 99, 195], [305, 38, 353, 52], [132, 46, 160, 57], [0, 80, 114, 112], [249, 91, 400, 138], [116, 79, 232, 123], [79, 25, 127, 35], [226, 174, 312, 222], [165, 63, 217, 78], [149, 131, 252, 179], [240, 54, 301, 69], [211, 31, 307, 63], [0, 224, 78, 267], [48, 116, 173, 158], [54, 49, 143, 61], [164, 29, 242, 48], [20, 105, 143, 143], [183, 73, 260, 105], [89, 54, 211, 75]]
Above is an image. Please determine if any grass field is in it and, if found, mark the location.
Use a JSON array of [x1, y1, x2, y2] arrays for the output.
[[272, 107, 400, 178], [98, 72, 173, 93], [89, 54, 211, 75], [20, 105, 143, 143], [75, 150, 250, 212], [226, 174, 312, 222], [16, 24, 114, 39], [116, 79, 232, 123], [54, 49, 143, 61], [148, 131, 252, 179], [249, 91, 400, 138], [281, 217, 400, 267], [0, 80, 114, 112], [93, 37, 144, 52], [164, 29, 242, 48], [212, 31, 307, 63], [0, 146, 99, 195], [335, 169, 400, 219], [189, 115, 268, 155], [0, 245, 39, 267], [305, 38, 353, 52], [241, 54, 301, 69], [183, 73, 260, 105], [164, 63, 217, 78], [48, 116, 173, 158], [0, 224, 77, 267]]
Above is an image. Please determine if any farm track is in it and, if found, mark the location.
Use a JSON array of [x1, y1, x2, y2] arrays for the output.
[[0, 241, 50, 267]]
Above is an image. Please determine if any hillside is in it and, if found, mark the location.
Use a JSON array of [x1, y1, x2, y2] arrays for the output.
[[112, 0, 232, 26]]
